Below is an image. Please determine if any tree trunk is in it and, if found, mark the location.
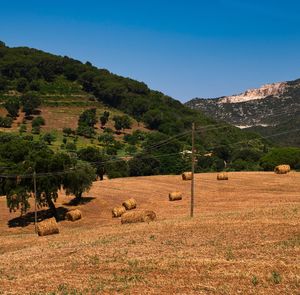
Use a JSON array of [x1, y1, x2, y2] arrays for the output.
[[46, 196, 58, 221]]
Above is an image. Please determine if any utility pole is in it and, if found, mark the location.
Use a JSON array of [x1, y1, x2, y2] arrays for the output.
[[191, 122, 195, 218], [33, 171, 37, 233]]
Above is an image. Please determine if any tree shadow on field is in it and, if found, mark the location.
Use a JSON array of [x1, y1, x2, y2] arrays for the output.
[[63, 196, 95, 206], [7, 206, 68, 228]]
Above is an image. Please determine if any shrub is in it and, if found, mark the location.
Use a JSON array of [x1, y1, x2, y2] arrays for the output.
[[63, 127, 73, 137], [0, 116, 13, 128], [32, 116, 45, 127], [19, 124, 27, 134], [31, 125, 41, 134], [43, 133, 56, 145]]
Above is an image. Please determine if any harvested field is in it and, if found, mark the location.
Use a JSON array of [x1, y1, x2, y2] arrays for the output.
[[0, 172, 299, 294]]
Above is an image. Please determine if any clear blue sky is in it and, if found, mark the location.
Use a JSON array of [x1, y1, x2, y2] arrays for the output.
[[1, 0, 300, 102]]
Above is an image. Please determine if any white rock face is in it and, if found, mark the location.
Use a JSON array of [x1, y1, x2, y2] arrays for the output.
[[218, 82, 287, 104]]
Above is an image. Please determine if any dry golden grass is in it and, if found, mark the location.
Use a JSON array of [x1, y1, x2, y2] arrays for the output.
[[0, 172, 299, 294]]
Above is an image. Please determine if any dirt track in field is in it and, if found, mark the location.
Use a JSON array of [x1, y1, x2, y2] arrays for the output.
[[0, 172, 299, 294]]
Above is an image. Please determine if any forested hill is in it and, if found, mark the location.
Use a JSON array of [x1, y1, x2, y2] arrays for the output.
[[0, 41, 266, 156]]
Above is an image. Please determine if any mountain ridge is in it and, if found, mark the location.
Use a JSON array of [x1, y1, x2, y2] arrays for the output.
[[185, 79, 300, 146]]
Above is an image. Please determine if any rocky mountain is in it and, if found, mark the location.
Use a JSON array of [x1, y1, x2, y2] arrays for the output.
[[186, 80, 300, 146]]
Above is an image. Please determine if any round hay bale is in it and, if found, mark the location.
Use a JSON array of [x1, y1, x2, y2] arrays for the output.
[[121, 210, 156, 224], [65, 209, 82, 221], [169, 191, 183, 201], [182, 172, 192, 181], [122, 198, 137, 210], [217, 172, 228, 180], [274, 164, 291, 174], [112, 206, 126, 218], [37, 218, 59, 236]]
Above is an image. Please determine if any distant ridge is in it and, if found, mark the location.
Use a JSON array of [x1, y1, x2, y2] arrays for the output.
[[186, 79, 300, 146]]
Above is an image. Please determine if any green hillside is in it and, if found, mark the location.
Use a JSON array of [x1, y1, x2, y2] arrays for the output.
[[0, 41, 271, 173]]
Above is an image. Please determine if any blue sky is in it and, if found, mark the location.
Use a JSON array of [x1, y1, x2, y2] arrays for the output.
[[1, 0, 300, 102]]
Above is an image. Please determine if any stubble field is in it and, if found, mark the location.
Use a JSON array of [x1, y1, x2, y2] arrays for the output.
[[0, 172, 299, 294]]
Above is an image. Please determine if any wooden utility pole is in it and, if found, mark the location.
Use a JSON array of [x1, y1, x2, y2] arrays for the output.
[[190, 122, 195, 217], [33, 171, 38, 233]]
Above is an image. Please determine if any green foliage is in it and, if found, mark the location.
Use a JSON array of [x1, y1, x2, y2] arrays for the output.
[[42, 132, 56, 145], [4, 97, 20, 118], [77, 108, 97, 138], [76, 124, 95, 138], [0, 116, 13, 128], [98, 133, 115, 145], [124, 130, 146, 145], [20, 91, 41, 116], [63, 127, 73, 137], [0, 42, 269, 175], [128, 154, 160, 176], [0, 134, 72, 218], [31, 125, 41, 134], [78, 108, 97, 127], [271, 271, 281, 284], [64, 161, 96, 200], [106, 159, 129, 179], [32, 116, 45, 127], [142, 132, 189, 174], [260, 147, 300, 170], [65, 142, 77, 151], [19, 124, 27, 134], [103, 127, 113, 134], [113, 115, 132, 133], [77, 146, 107, 180], [0, 76, 7, 91], [100, 111, 110, 127], [16, 78, 28, 92]]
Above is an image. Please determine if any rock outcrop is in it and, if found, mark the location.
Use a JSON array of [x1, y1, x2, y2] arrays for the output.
[[218, 82, 287, 104]]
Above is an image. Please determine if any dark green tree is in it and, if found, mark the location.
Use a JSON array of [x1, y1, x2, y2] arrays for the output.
[[64, 161, 96, 202], [21, 92, 41, 116], [128, 154, 160, 176], [113, 115, 132, 134], [43, 133, 56, 145], [100, 111, 110, 128], [4, 98, 20, 118], [78, 146, 108, 180]]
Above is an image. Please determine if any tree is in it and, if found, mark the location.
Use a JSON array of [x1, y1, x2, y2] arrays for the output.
[[63, 127, 73, 137], [21, 92, 41, 116], [78, 108, 97, 127], [16, 78, 28, 92], [1, 137, 73, 220], [64, 161, 96, 202], [100, 111, 110, 128], [32, 116, 45, 128], [143, 109, 163, 130], [4, 98, 20, 118], [77, 147, 108, 180], [113, 115, 132, 134], [76, 124, 95, 138], [106, 159, 129, 179], [260, 147, 300, 171], [0, 77, 7, 91], [128, 154, 160, 176], [77, 108, 97, 138], [43, 133, 56, 145], [98, 133, 115, 146], [0, 116, 13, 128]]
